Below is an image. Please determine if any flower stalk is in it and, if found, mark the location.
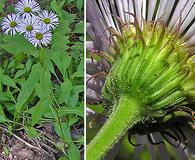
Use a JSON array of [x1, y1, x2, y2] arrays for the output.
[[87, 95, 141, 160]]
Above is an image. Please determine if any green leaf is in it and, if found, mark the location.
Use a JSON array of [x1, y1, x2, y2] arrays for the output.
[[60, 79, 72, 105], [7, 5, 14, 13], [1, 35, 38, 57], [39, 49, 55, 74], [35, 69, 52, 99], [0, 105, 8, 123], [58, 157, 68, 160], [2, 75, 16, 88], [4, 102, 15, 115], [67, 144, 80, 160], [62, 11, 76, 23], [50, 0, 65, 19], [26, 59, 32, 72], [55, 122, 72, 143], [72, 85, 83, 94], [69, 94, 79, 107], [0, 91, 12, 102], [0, 0, 6, 13], [71, 57, 83, 78], [51, 52, 71, 78], [24, 126, 40, 138], [51, 20, 70, 52], [68, 117, 79, 126], [58, 106, 84, 117], [31, 98, 52, 125], [15, 64, 41, 116], [71, 42, 83, 59], [0, 68, 16, 88], [76, 0, 83, 11], [74, 21, 84, 34], [14, 70, 26, 79]]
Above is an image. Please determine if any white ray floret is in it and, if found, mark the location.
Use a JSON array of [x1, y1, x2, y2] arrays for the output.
[[1, 13, 21, 35], [38, 10, 59, 30], [27, 29, 52, 47], [18, 15, 41, 38], [87, 0, 195, 50], [15, 0, 41, 17]]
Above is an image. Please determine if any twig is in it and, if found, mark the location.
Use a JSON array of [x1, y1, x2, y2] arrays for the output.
[[0, 126, 56, 159], [32, 138, 42, 149], [0, 126, 41, 151], [37, 137, 58, 154]]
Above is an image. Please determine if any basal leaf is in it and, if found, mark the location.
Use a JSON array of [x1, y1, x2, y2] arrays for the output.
[[71, 57, 83, 79], [0, 68, 17, 88], [68, 117, 79, 126], [74, 21, 84, 34], [67, 143, 80, 160], [58, 106, 84, 117], [24, 126, 40, 138], [14, 70, 27, 79], [69, 94, 79, 107], [72, 85, 84, 94], [31, 98, 52, 125], [0, 105, 8, 123], [55, 122, 72, 143], [60, 79, 72, 105], [0, 91, 13, 102], [2, 75, 16, 88], [15, 64, 41, 116]]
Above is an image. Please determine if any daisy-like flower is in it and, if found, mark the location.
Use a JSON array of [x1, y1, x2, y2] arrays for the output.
[[28, 29, 52, 47], [15, 0, 41, 17], [18, 15, 41, 38], [38, 10, 59, 30], [86, 0, 195, 160], [1, 13, 21, 35]]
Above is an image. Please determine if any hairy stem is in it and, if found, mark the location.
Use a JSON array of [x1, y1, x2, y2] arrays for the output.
[[87, 95, 141, 160]]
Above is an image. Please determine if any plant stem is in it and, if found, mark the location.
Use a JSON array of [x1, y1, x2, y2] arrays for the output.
[[87, 95, 141, 160]]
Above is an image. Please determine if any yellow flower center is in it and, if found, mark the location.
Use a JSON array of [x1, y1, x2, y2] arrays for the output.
[[24, 7, 32, 13], [35, 33, 43, 40], [10, 21, 17, 28], [43, 18, 51, 24], [26, 25, 33, 31]]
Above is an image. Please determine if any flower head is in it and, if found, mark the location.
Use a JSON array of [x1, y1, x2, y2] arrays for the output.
[[18, 15, 41, 38], [27, 29, 52, 47], [86, 0, 195, 159], [38, 10, 59, 30], [1, 13, 21, 35], [15, 0, 41, 17]]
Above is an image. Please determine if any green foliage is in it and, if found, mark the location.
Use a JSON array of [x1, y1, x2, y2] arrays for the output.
[[1, 35, 39, 57], [67, 143, 80, 160], [66, 0, 83, 12], [0, 0, 6, 13], [0, 0, 83, 159]]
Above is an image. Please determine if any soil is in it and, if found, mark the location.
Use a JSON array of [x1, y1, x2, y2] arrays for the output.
[[0, 123, 62, 160]]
